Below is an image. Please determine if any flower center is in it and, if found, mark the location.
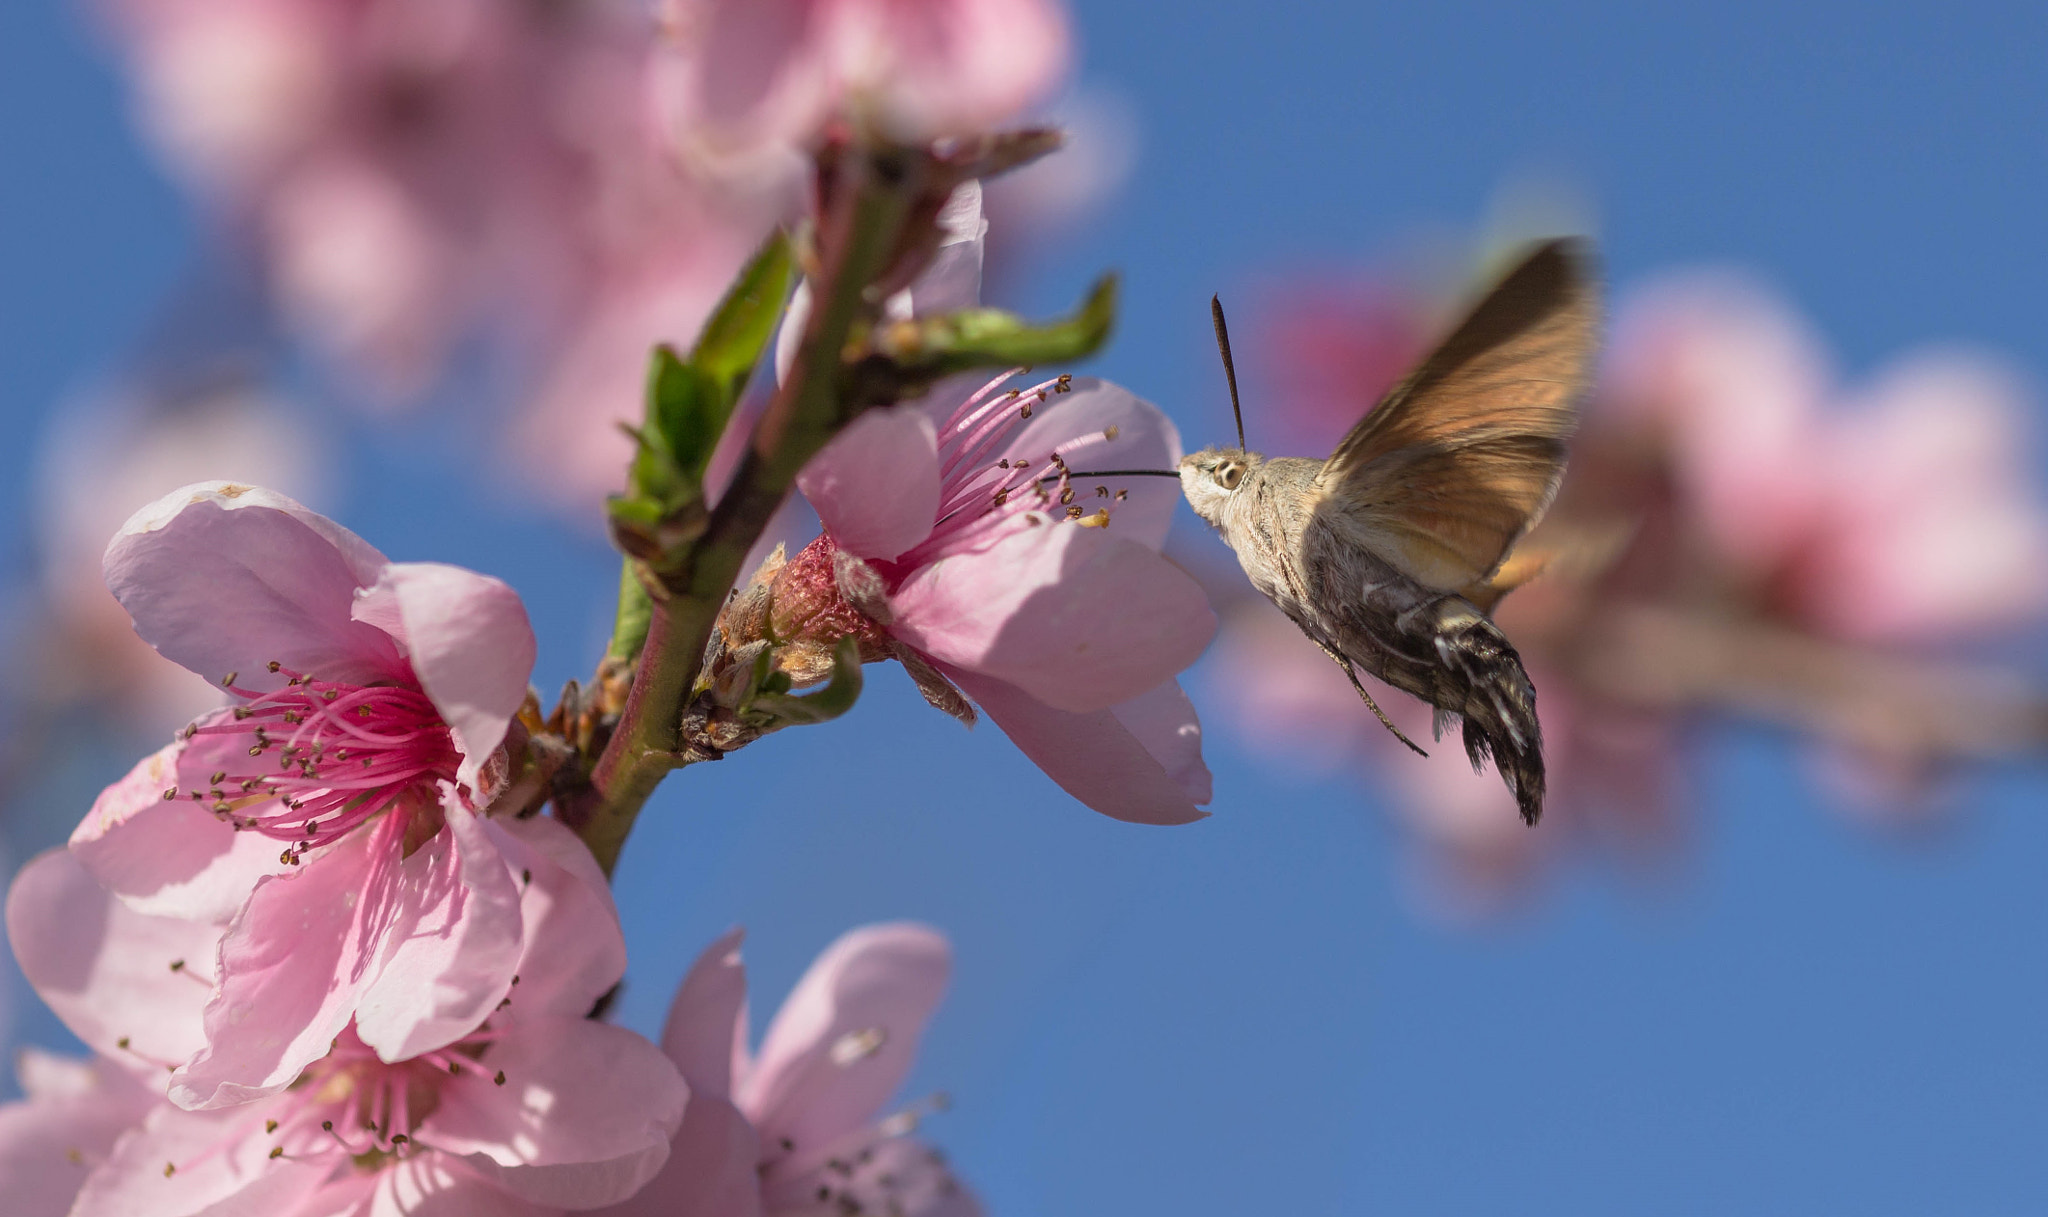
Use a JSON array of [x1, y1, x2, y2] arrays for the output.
[[897, 370, 1136, 569], [171, 663, 459, 863], [160, 1023, 510, 1181]]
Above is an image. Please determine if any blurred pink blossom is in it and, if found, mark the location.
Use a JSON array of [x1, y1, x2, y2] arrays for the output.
[[97, 0, 764, 479], [654, 0, 1069, 183], [597, 923, 977, 1217], [68, 482, 550, 1108], [4, 841, 679, 1215], [1606, 276, 2048, 643], [29, 379, 330, 733], [99, 0, 639, 393]]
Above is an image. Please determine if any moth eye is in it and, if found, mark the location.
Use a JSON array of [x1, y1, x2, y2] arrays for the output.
[[1216, 463, 1243, 490]]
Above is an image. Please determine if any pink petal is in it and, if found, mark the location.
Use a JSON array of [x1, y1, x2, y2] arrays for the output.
[[6, 848, 218, 1070], [354, 801, 525, 1063], [586, 1093, 762, 1217], [738, 924, 950, 1155], [0, 1058, 155, 1217], [993, 377, 1184, 551], [352, 563, 536, 792], [486, 814, 628, 1021], [171, 829, 384, 1109], [69, 1099, 329, 1217], [1106, 678, 1214, 805], [103, 482, 402, 694], [274, 1174, 378, 1217], [421, 1017, 687, 1209], [797, 406, 941, 562], [942, 668, 1211, 825], [890, 526, 1216, 712], [893, 181, 986, 319], [360, 1157, 561, 1217], [69, 741, 290, 924], [659, 928, 749, 1099]]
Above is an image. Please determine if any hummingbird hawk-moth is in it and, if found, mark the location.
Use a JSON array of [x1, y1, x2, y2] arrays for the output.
[[1180, 239, 1600, 825]]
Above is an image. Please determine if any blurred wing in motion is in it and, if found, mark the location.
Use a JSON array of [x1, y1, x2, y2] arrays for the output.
[[1314, 238, 1600, 592]]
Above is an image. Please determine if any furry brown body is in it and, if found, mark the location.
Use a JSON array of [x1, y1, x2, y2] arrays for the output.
[[1194, 452, 1544, 823]]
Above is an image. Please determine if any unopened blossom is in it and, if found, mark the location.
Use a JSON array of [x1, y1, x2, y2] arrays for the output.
[[69, 481, 545, 1109], [597, 924, 976, 1217], [6, 827, 680, 1216], [655, 0, 1069, 182]]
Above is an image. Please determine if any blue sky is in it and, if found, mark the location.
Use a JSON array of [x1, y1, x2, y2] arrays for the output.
[[3, 1, 2045, 1213]]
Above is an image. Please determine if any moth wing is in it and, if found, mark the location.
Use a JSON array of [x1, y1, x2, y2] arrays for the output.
[[1312, 238, 1599, 591]]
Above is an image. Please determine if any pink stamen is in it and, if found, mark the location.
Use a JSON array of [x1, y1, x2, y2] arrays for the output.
[[169, 1021, 503, 1178], [184, 664, 458, 857]]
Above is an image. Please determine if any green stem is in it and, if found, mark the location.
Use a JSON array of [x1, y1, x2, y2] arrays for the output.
[[561, 152, 920, 876]]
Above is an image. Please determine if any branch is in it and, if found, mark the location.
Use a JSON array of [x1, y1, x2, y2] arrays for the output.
[[1576, 603, 2048, 763], [558, 151, 922, 873]]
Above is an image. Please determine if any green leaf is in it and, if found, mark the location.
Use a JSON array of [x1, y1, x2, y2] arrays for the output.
[[643, 347, 721, 485], [626, 232, 796, 512], [689, 230, 797, 434], [867, 273, 1118, 384], [605, 561, 654, 664]]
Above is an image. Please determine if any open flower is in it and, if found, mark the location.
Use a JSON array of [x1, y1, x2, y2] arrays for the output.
[[747, 183, 1214, 824], [597, 924, 975, 1217], [781, 371, 1217, 824], [7, 822, 679, 1216], [69, 481, 544, 1109]]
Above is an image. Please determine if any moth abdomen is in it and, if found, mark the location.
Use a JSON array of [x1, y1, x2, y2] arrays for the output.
[[1435, 619, 1545, 826]]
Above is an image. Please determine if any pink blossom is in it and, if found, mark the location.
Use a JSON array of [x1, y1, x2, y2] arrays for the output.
[[0, 1052, 159, 1217], [6, 839, 682, 1215], [788, 371, 1218, 825], [596, 924, 976, 1217], [774, 186, 1213, 825], [655, 0, 1070, 178], [68, 481, 547, 1109], [98, 0, 728, 408]]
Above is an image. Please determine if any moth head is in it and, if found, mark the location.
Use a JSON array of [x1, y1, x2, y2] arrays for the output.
[[1178, 447, 1257, 524]]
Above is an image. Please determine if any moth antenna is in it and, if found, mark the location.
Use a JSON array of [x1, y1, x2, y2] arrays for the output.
[[1211, 295, 1246, 453]]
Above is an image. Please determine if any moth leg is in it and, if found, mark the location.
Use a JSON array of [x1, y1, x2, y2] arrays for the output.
[[1315, 640, 1429, 757]]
